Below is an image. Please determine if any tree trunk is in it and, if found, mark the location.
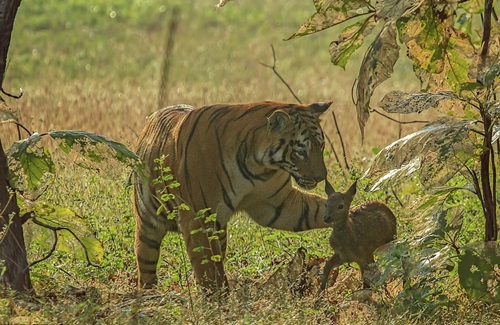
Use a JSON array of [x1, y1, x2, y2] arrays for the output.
[[0, 0, 32, 292]]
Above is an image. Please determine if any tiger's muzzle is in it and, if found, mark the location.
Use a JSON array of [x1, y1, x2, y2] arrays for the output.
[[296, 177, 319, 190]]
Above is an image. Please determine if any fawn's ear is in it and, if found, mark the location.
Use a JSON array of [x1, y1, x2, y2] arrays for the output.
[[347, 180, 357, 197], [325, 179, 335, 196], [267, 110, 292, 133]]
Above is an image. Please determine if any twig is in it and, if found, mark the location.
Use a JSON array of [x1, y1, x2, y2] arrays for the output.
[[29, 228, 58, 267], [259, 45, 302, 104], [370, 108, 429, 124], [158, 7, 180, 109], [10, 121, 32, 137], [390, 186, 404, 208], [324, 132, 346, 179], [398, 113, 402, 139], [331, 110, 350, 170], [28, 214, 101, 268]]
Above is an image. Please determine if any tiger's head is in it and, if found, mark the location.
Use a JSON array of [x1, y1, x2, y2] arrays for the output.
[[266, 102, 332, 190]]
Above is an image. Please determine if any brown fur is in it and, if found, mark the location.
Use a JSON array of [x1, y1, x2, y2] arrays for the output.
[[321, 181, 397, 291]]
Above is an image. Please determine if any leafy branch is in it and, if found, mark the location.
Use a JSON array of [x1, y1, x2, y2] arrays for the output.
[[28, 212, 101, 268], [20, 201, 105, 267]]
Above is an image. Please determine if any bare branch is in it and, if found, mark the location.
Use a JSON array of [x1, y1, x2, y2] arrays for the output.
[[331, 111, 350, 170], [259, 45, 302, 104], [1, 86, 22, 99], [324, 132, 346, 179], [370, 108, 429, 124]]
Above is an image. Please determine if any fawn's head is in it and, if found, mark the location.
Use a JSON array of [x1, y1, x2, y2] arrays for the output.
[[323, 180, 357, 224]]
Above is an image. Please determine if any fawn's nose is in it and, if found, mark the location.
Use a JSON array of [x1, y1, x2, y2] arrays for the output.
[[323, 214, 332, 223]]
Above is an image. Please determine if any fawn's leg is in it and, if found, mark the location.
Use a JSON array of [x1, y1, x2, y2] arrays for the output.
[[320, 254, 342, 291], [359, 254, 376, 289]]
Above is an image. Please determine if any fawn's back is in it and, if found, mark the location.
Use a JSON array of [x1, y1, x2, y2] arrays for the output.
[[329, 201, 397, 264]]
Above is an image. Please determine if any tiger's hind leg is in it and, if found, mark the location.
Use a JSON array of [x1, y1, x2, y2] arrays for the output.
[[134, 215, 173, 289], [180, 211, 229, 297]]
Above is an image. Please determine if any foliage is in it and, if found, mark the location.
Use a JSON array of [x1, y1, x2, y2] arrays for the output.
[[21, 201, 104, 265], [1, 110, 140, 267], [459, 243, 500, 302], [289, 0, 499, 134], [279, 0, 500, 305], [7, 129, 139, 189]]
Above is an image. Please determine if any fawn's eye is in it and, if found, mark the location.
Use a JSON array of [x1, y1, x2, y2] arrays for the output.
[[337, 204, 344, 210]]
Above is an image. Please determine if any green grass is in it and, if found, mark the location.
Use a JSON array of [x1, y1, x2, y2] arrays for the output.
[[1, 0, 499, 324]]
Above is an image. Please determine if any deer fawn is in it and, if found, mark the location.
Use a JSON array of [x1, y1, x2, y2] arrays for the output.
[[320, 180, 397, 291]]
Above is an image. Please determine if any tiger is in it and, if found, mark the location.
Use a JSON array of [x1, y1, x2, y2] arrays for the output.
[[133, 101, 332, 295]]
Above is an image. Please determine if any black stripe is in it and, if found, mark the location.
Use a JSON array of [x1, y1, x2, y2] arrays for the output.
[[294, 201, 309, 231], [138, 213, 157, 231], [139, 233, 161, 250], [254, 169, 277, 181], [182, 107, 212, 192], [217, 175, 235, 211], [139, 268, 157, 275], [267, 203, 285, 227], [305, 204, 312, 230], [208, 106, 231, 127], [269, 179, 290, 199], [312, 201, 320, 225], [234, 104, 269, 122], [215, 135, 236, 195], [236, 140, 255, 184], [137, 255, 158, 266]]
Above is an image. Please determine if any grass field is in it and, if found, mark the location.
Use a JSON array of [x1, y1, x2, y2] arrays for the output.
[[1, 0, 499, 324]]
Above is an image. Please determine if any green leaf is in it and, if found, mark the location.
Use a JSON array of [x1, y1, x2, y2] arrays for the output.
[[48, 130, 140, 166], [482, 63, 500, 88], [356, 21, 400, 138], [460, 82, 485, 93], [7, 134, 55, 189], [24, 201, 104, 265], [286, 0, 371, 40], [458, 243, 500, 302], [488, 101, 500, 121], [397, 5, 476, 91], [491, 124, 500, 144], [329, 16, 376, 69]]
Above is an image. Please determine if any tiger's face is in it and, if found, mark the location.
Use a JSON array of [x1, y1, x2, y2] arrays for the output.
[[266, 102, 331, 190]]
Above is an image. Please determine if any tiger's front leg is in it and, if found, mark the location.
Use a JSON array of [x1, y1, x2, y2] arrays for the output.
[[179, 210, 229, 297]]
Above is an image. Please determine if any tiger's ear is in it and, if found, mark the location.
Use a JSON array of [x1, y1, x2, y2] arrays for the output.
[[309, 102, 332, 116], [267, 110, 292, 133]]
